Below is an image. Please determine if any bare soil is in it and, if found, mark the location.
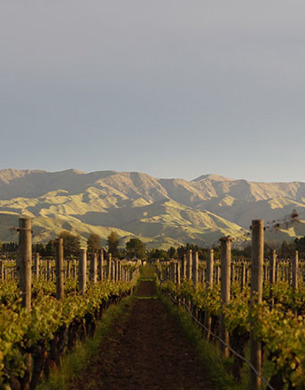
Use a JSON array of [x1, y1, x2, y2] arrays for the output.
[[69, 281, 216, 390]]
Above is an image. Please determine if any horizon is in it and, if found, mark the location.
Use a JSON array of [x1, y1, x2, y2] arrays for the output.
[[1, 167, 305, 185]]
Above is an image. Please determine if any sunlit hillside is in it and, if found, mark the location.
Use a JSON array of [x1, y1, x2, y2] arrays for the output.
[[0, 169, 304, 248]]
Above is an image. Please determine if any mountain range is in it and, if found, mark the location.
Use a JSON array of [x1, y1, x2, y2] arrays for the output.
[[0, 168, 304, 249]]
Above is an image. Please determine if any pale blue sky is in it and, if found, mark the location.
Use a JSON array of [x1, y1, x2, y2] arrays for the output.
[[1, 0, 305, 182]]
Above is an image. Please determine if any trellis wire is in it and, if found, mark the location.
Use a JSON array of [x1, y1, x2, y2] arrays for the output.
[[169, 293, 275, 390]]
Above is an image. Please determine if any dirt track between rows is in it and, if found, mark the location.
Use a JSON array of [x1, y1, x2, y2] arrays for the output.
[[69, 281, 215, 390]]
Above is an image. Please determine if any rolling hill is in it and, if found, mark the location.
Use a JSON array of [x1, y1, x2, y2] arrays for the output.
[[0, 169, 304, 249]]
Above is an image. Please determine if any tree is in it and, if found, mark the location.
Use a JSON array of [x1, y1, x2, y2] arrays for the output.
[[167, 246, 177, 258], [126, 238, 146, 259], [59, 231, 81, 258], [148, 248, 168, 260], [279, 240, 295, 258], [87, 233, 101, 254], [294, 236, 305, 257], [1, 242, 18, 253], [107, 231, 120, 257], [33, 243, 47, 257], [45, 240, 56, 257]]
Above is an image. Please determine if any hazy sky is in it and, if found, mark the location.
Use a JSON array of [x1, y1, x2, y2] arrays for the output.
[[1, 1, 305, 182]]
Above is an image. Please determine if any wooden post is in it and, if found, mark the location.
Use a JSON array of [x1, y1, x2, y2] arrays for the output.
[[121, 265, 125, 282], [67, 260, 71, 278], [270, 250, 276, 286], [170, 261, 174, 283], [79, 249, 87, 294], [90, 253, 97, 284], [74, 259, 78, 280], [98, 249, 104, 281], [215, 264, 220, 285], [204, 249, 214, 340], [250, 220, 264, 390], [56, 238, 65, 300], [107, 253, 112, 280], [118, 260, 121, 281], [220, 236, 231, 358], [115, 260, 119, 282], [17, 217, 32, 312], [176, 261, 181, 285], [292, 250, 299, 289], [269, 250, 276, 304], [111, 259, 115, 281], [0, 261, 4, 281], [192, 251, 199, 288], [263, 263, 267, 283], [47, 260, 50, 281], [231, 262, 235, 284], [187, 249, 193, 281], [206, 249, 214, 289], [34, 252, 40, 279], [182, 254, 187, 280], [241, 261, 246, 291]]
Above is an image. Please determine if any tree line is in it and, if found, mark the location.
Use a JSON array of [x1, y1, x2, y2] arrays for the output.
[[1, 231, 305, 260]]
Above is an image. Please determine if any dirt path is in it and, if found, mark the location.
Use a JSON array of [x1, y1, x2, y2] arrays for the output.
[[69, 281, 216, 390]]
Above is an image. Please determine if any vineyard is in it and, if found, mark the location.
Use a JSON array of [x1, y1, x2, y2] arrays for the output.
[[158, 220, 305, 389], [0, 218, 140, 389], [1, 217, 305, 389]]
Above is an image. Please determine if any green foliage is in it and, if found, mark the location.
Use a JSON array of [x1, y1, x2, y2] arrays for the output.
[[160, 279, 305, 387], [59, 231, 81, 258], [36, 294, 135, 390], [148, 248, 168, 260], [45, 240, 56, 257], [176, 243, 220, 260], [125, 238, 146, 259], [33, 243, 47, 257], [167, 246, 177, 258], [87, 233, 101, 254], [279, 240, 295, 258], [294, 236, 305, 257], [1, 242, 18, 253], [107, 231, 119, 257], [0, 279, 135, 387], [158, 293, 235, 389]]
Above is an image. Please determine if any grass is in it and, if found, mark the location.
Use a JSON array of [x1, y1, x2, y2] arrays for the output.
[[36, 294, 135, 390], [157, 291, 252, 390]]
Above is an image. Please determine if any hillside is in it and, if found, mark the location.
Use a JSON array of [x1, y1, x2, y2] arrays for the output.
[[0, 169, 304, 248]]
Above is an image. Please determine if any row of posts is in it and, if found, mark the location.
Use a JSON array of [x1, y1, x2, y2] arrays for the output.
[[164, 250, 300, 292], [160, 220, 279, 390], [16, 217, 137, 311]]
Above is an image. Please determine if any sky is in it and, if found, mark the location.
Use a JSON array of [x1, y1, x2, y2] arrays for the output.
[[1, 0, 305, 183]]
